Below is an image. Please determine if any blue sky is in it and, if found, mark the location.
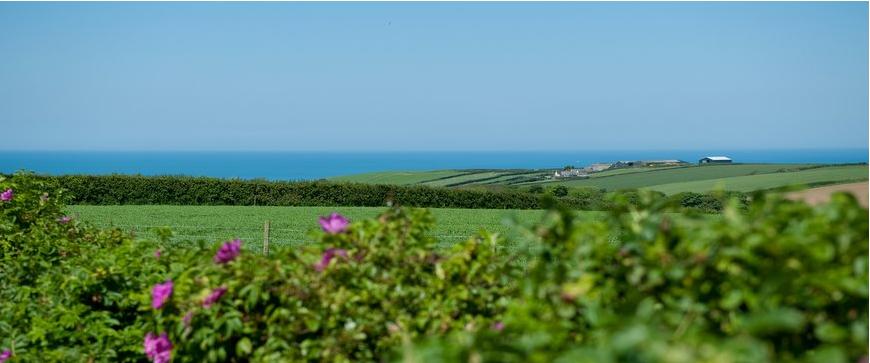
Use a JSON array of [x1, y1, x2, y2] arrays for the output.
[[0, 2, 867, 151]]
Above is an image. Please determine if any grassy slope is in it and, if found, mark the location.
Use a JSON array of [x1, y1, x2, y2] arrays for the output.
[[647, 165, 869, 194], [331, 169, 552, 187], [542, 164, 816, 190], [329, 170, 465, 185], [326, 164, 866, 194], [68, 205, 601, 251], [422, 171, 507, 186], [589, 166, 683, 178]]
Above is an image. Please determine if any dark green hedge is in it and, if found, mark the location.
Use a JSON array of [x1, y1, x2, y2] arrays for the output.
[[20, 174, 746, 212], [33, 174, 543, 209]]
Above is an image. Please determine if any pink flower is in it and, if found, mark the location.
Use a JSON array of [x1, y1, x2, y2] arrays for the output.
[[143, 332, 172, 363], [0, 349, 11, 363], [1, 189, 12, 202], [314, 248, 348, 272], [154, 249, 162, 259], [151, 280, 173, 309], [214, 239, 242, 264], [491, 321, 505, 332], [202, 287, 227, 308], [57, 216, 72, 224], [319, 213, 349, 234]]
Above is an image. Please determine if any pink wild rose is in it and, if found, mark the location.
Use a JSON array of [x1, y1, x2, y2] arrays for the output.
[[151, 280, 173, 309], [154, 249, 162, 259], [143, 332, 172, 363], [319, 213, 349, 234], [0, 189, 12, 202], [202, 287, 228, 308], [0, 349, 11, 363], [57, 216, 72, 224], [491, 321, 505, 332], [214, 239, 242, 264], [314, 248, 348, 272]]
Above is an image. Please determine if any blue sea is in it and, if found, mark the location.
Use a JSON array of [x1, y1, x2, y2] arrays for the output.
[[0, 150, 866, 181]]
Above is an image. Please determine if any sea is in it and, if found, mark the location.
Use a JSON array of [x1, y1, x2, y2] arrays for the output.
[[0, 149, 866, 181]]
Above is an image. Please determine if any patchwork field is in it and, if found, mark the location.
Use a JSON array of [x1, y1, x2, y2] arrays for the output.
[[67, 205, 598, 251], [329, 170, 467, 185], [646, 165, 870, 194], [331, 163, 868, 194], [330, 169, 552, 187]]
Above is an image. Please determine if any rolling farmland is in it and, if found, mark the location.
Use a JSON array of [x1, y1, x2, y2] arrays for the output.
[[330, 163, 868, 194], [646, 165, 869, 194], [330, 169, 552, 187], [329, 170, 467, 185], [541, 164, 817, 189]]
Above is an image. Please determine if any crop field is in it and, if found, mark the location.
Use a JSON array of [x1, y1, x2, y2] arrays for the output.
[[542, 164, 816, 189], [330, 169, 552, 187], [329, 170, 466, 185], [67, 205, 600, 252], [645, 165, 870, 194], [330, 164, 869, 194]]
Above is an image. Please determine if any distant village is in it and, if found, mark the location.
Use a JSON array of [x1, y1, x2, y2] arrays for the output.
[[551, 156, 733, 179]]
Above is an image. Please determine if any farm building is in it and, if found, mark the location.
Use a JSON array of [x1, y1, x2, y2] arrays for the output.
[[699, 156, 733, 164]]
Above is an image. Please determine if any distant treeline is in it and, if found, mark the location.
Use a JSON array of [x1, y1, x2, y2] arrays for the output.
[[16, 174, 746, 212]]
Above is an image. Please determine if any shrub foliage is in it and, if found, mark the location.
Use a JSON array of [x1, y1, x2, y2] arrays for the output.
[[1, 172, 866, 362], [19, 174, 743, 212]]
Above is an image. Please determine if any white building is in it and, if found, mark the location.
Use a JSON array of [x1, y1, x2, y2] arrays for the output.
[[699, 156, 733, 164]]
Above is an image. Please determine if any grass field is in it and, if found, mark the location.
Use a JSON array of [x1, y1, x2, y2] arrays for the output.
[[330, 169, 552, 187], [67, 205, 600, 251], [543, 164, 817, 189], [329, 163, 867, 194], [646, 165, 870, 194], [329, 170, 466, 185]]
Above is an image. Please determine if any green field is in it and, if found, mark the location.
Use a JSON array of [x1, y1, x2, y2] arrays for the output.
[[330, 169, 552, 187], [329, 170, 466, 185], [329, 163, 867, 194], [67, 205, 597, 251], [543, 164, 814, 189], [646, 165, 870, 194]]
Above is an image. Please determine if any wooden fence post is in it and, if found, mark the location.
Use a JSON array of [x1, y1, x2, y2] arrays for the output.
[[263, 220, 271, 256]]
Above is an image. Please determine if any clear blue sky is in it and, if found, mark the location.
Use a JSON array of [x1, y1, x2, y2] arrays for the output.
[[1, 2, 867, 151]]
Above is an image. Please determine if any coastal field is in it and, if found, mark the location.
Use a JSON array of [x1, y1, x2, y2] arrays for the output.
[[645, 165, 869, 194], [330, 163, 868, 194], [67, 205, 591, 251], [330, 169, 552, 187]]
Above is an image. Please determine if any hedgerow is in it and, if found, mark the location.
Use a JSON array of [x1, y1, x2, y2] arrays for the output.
[[21, 174, 745, 213], [1, 172, 866, 362], [33, 174, 543, 209]]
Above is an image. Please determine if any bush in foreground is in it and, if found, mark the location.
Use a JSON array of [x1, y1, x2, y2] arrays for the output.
[[1, 172, 866, 362]]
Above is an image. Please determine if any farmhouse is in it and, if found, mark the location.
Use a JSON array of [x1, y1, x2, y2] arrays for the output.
[[699, 156, 733, 164]]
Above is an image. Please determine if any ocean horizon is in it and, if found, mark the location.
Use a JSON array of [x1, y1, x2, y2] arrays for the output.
[[0, 149, 867, 181]]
